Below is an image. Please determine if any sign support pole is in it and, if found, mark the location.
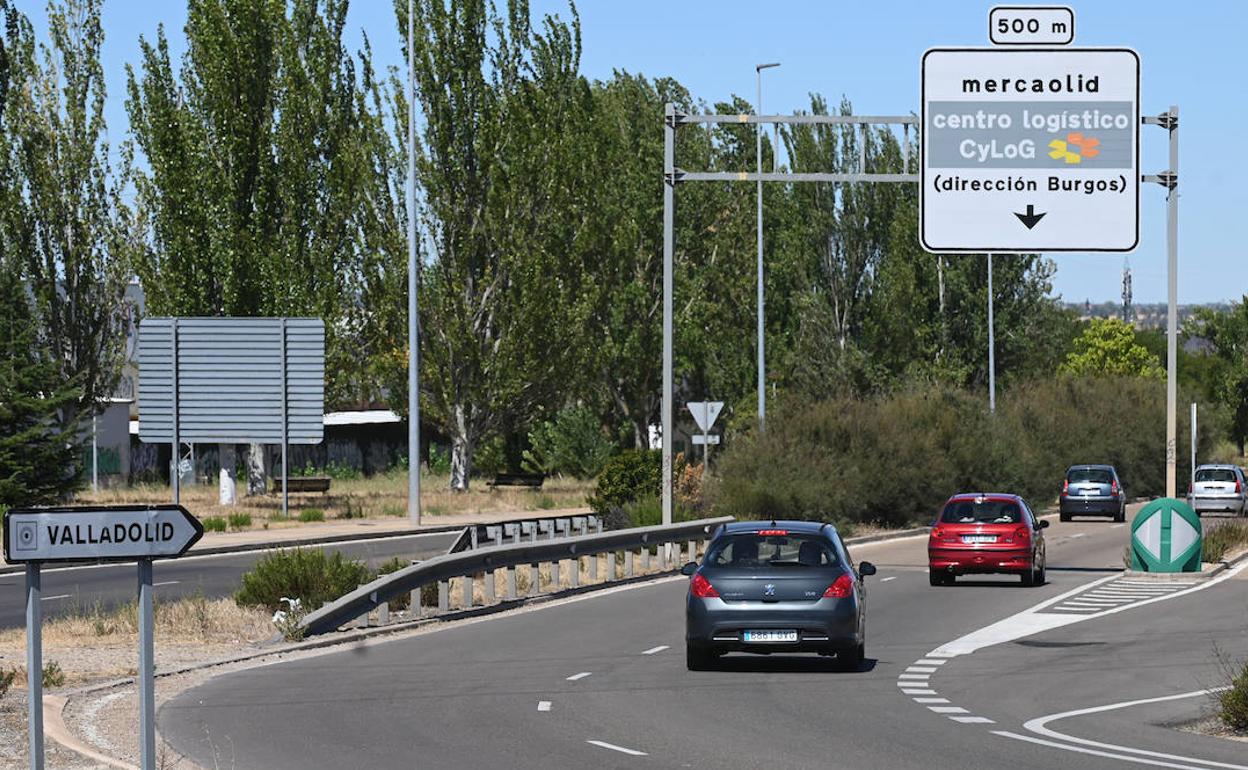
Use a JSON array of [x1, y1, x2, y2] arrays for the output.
[[702, 403, 710, 466], [406, 0, 422, 527], [92, 415, 99, 492], [987, 253, 996, 414], [170, 319, 180, 505], [280, 318, 289, 519], [662, 103, 675, 529], [1191, 402, 1197, 482], [26, 563, 43, 770], [138, 559, 155, 770], [1165, 105, 1180, 498]]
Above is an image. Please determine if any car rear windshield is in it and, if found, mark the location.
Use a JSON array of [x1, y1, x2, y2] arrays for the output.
[[1067, 468, 1112, 484], [940, 500, 1022, 524], [1195, 468, 1238, 482], [705, 532, 839, 569]]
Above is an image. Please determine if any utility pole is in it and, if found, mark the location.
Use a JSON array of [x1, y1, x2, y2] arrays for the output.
[[407, 0, 421, 525], [755, 62, 779, 431]]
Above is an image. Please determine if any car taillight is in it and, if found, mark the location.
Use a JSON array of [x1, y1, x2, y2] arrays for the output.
[[1189, 482, 1194, 494], [1237, 479, 1243, 494], [757, 529, 789, 536], [1111, 479, 1119, 494], [1063, 479, 1069, 494], [689, 573, 719, 598], [823, 573, 854, 599], [1012, 526, 1031, 542], [930, 526, 944, 539]]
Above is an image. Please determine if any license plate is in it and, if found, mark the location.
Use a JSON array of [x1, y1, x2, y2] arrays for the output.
[[961, 535, 997, 544], [743, 629, 798, 643], [1081, 488, 1097, 495]]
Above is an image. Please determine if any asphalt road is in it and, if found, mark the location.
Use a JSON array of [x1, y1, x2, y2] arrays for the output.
[[0, 531, 459, 629], [160, 506, 1248, 769]]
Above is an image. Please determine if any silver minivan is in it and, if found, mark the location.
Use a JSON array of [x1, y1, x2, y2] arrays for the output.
[[1189, 464, 1247, 516]]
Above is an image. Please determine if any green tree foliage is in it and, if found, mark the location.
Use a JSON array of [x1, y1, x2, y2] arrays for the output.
[[522, 404, 615, 479], [1061, 317, 1165, 379], [1188, 298, 1248, 454], [126, 0, 391, 407], [0, 257, 83, 505], [394, 0, 593, 489], [0, 0, 131, 428]]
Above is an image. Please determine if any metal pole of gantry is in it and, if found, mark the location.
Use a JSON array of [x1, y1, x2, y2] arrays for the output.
[[171, 319, 180, 505], [137, 559, 156, 770], [26, 563, 43, 770], [662, 103, 676, 528], [1165, 105, 1180, 499], [406, 0, 422, 526], [1191, 402, 1197, 483], [755, 62, 779, 431], [92, 415, 98, 492], [987, 253, 996, 414]]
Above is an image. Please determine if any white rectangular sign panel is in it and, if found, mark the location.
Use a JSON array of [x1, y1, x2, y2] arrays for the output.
[[921, 47, 1139, 253], [3, 505, 203, 563]]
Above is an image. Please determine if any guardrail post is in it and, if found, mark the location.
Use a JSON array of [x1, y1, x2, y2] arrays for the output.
[[378, 601, 389, 625], [688, 540, 696, 563], [589, 550, 599, 581], [641, 546, 650, 572], [606, 552, 617, 581], [470, 528, 479, 549], [570, 557, 580, 588], [551, 558, 561, 590], [596, 517, 603, 534], [529, 562, 539, 594], [625, 549, 634, 578], [358, 584, 369, 627], [483, 569, 496, 604], [438, 580, 449, 613], [411, 588, 421, 616], [461, 575, 473, 608], [658, 543, 668, 571], [506, 566, 517, 600]]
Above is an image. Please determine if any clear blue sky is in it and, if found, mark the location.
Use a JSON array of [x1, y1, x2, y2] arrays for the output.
[[19, 0, 1247, 304]]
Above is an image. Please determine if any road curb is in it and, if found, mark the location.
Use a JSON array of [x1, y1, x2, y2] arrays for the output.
[[1123, 546, 1248, 581]]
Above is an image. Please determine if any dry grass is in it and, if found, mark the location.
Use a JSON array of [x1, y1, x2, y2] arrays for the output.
[[0, 595, 273, 687], [78, 471, 593, 532]]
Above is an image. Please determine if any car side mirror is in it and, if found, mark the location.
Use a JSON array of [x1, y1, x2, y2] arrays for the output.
[[1037, 519, 1050, 529], [680, 561, 698, 576], [859, 561, 877, 577]]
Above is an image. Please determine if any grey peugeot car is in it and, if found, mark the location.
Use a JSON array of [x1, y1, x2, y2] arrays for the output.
[[1189, 464, 1247, 516], [682, 520, 875, 671], [1059, 464, 1126, 522]]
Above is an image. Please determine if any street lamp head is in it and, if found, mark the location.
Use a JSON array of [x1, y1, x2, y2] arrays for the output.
[[756, 62, 781, 71]]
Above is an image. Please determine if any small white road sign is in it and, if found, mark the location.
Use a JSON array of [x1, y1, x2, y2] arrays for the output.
[[691, 435, 721, 446], [687, 401, 724, 433], [3, 505, 203, 563], [921, 47, 1139, 252]]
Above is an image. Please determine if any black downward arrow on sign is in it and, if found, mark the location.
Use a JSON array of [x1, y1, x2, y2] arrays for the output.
[[1015, 204, 1046, 230]]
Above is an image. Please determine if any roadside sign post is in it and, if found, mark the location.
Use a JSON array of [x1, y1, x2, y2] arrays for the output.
[[4, 505, 203, 770], [1191, 402, 1197, 482], [1129, 498, 1202, 573], [686, 401, 724, 466]]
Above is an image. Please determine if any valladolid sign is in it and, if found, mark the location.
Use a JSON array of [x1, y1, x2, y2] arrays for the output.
[[921, 47, 1139, 252], [3, 505, 202, 563]]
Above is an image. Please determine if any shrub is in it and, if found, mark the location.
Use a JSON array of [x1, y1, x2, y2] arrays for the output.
[[523, 405, 616, 479], [535, 494, 558, 510], [324, 461, 361, 480], [710, 378, 1220, 530], [428, 445, 452, 475], [42, 660, 64, 689], [235, 548, 373, 613], [375, 557, 412, 611], [589, 449, 661, 516], [0, 667, 14, 698], [338, 497, 365, 519], [381, 504, 405, 517], [227, 513, 251, 531], [298, 508, 324, 523], [1221, 660, 1248, 732], [1203, 523, 1248, 563], [202, 516, 227, 533]]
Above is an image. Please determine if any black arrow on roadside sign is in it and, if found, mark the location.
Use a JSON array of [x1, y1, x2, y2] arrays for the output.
[[1014, 204, 1046, 230]]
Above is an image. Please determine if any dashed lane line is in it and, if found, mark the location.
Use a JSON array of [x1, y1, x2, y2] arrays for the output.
[[537, 701, 552, 712], [641, 645, 669, 655], [586, 740, 648, 757], [566, 672, 592, 681], [880, 576, 898, 582]]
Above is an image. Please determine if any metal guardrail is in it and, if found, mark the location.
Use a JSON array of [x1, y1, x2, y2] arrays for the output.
[[445, 514, 603, 553], [298, 516, 733, 636]]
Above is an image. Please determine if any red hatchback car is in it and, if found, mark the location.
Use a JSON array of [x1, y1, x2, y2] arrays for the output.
[[928, 493, 1048, 586]]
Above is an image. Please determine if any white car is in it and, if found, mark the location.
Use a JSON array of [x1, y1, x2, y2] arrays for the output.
[[1188, 464, 1247, 516]]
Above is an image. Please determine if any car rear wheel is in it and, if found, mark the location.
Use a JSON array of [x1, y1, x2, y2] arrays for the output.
[[834, 642, 864, 672], [929, 569, 952, 586], [686, 643, 715, 671], [1021, 568, 1036, 587], [1114, 504, 1126, 523], [1060, 512, 1071, 522]]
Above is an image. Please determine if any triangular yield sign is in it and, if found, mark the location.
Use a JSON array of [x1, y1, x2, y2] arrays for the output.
[[687, 401, 723, 433]]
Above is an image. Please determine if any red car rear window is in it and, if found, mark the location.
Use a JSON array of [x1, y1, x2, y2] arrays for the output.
[[940, 500, 1021, 524]]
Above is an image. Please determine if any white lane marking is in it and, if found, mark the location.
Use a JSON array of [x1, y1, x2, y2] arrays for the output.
[[1021, 687, 1248, 769], [905, 666, 938, 673], [901, 689, 937, 695], [641, 645, 668, 655], [40, 594, 72, 601], [996, 731, 1235, 770], [537, 701, 552, 712], [933, 562, 1248, 656], [914, 698, 949, 704], [952, 716, 995, 724], [880, 576, 898, 582], [154, 580, 180, 587], [914, 659, 947, 666], [586, 740, 648, 757], [566, 672, 592, 681], [898, 673, 930, 680], [1068, 533, 1088, 539], [929, 706, 969, 714], [1110, 523, 1126, 529]]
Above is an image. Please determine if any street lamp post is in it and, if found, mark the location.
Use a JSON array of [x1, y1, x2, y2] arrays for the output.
[[755, 62, 779, 431], [407, 0, 421, 525]]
